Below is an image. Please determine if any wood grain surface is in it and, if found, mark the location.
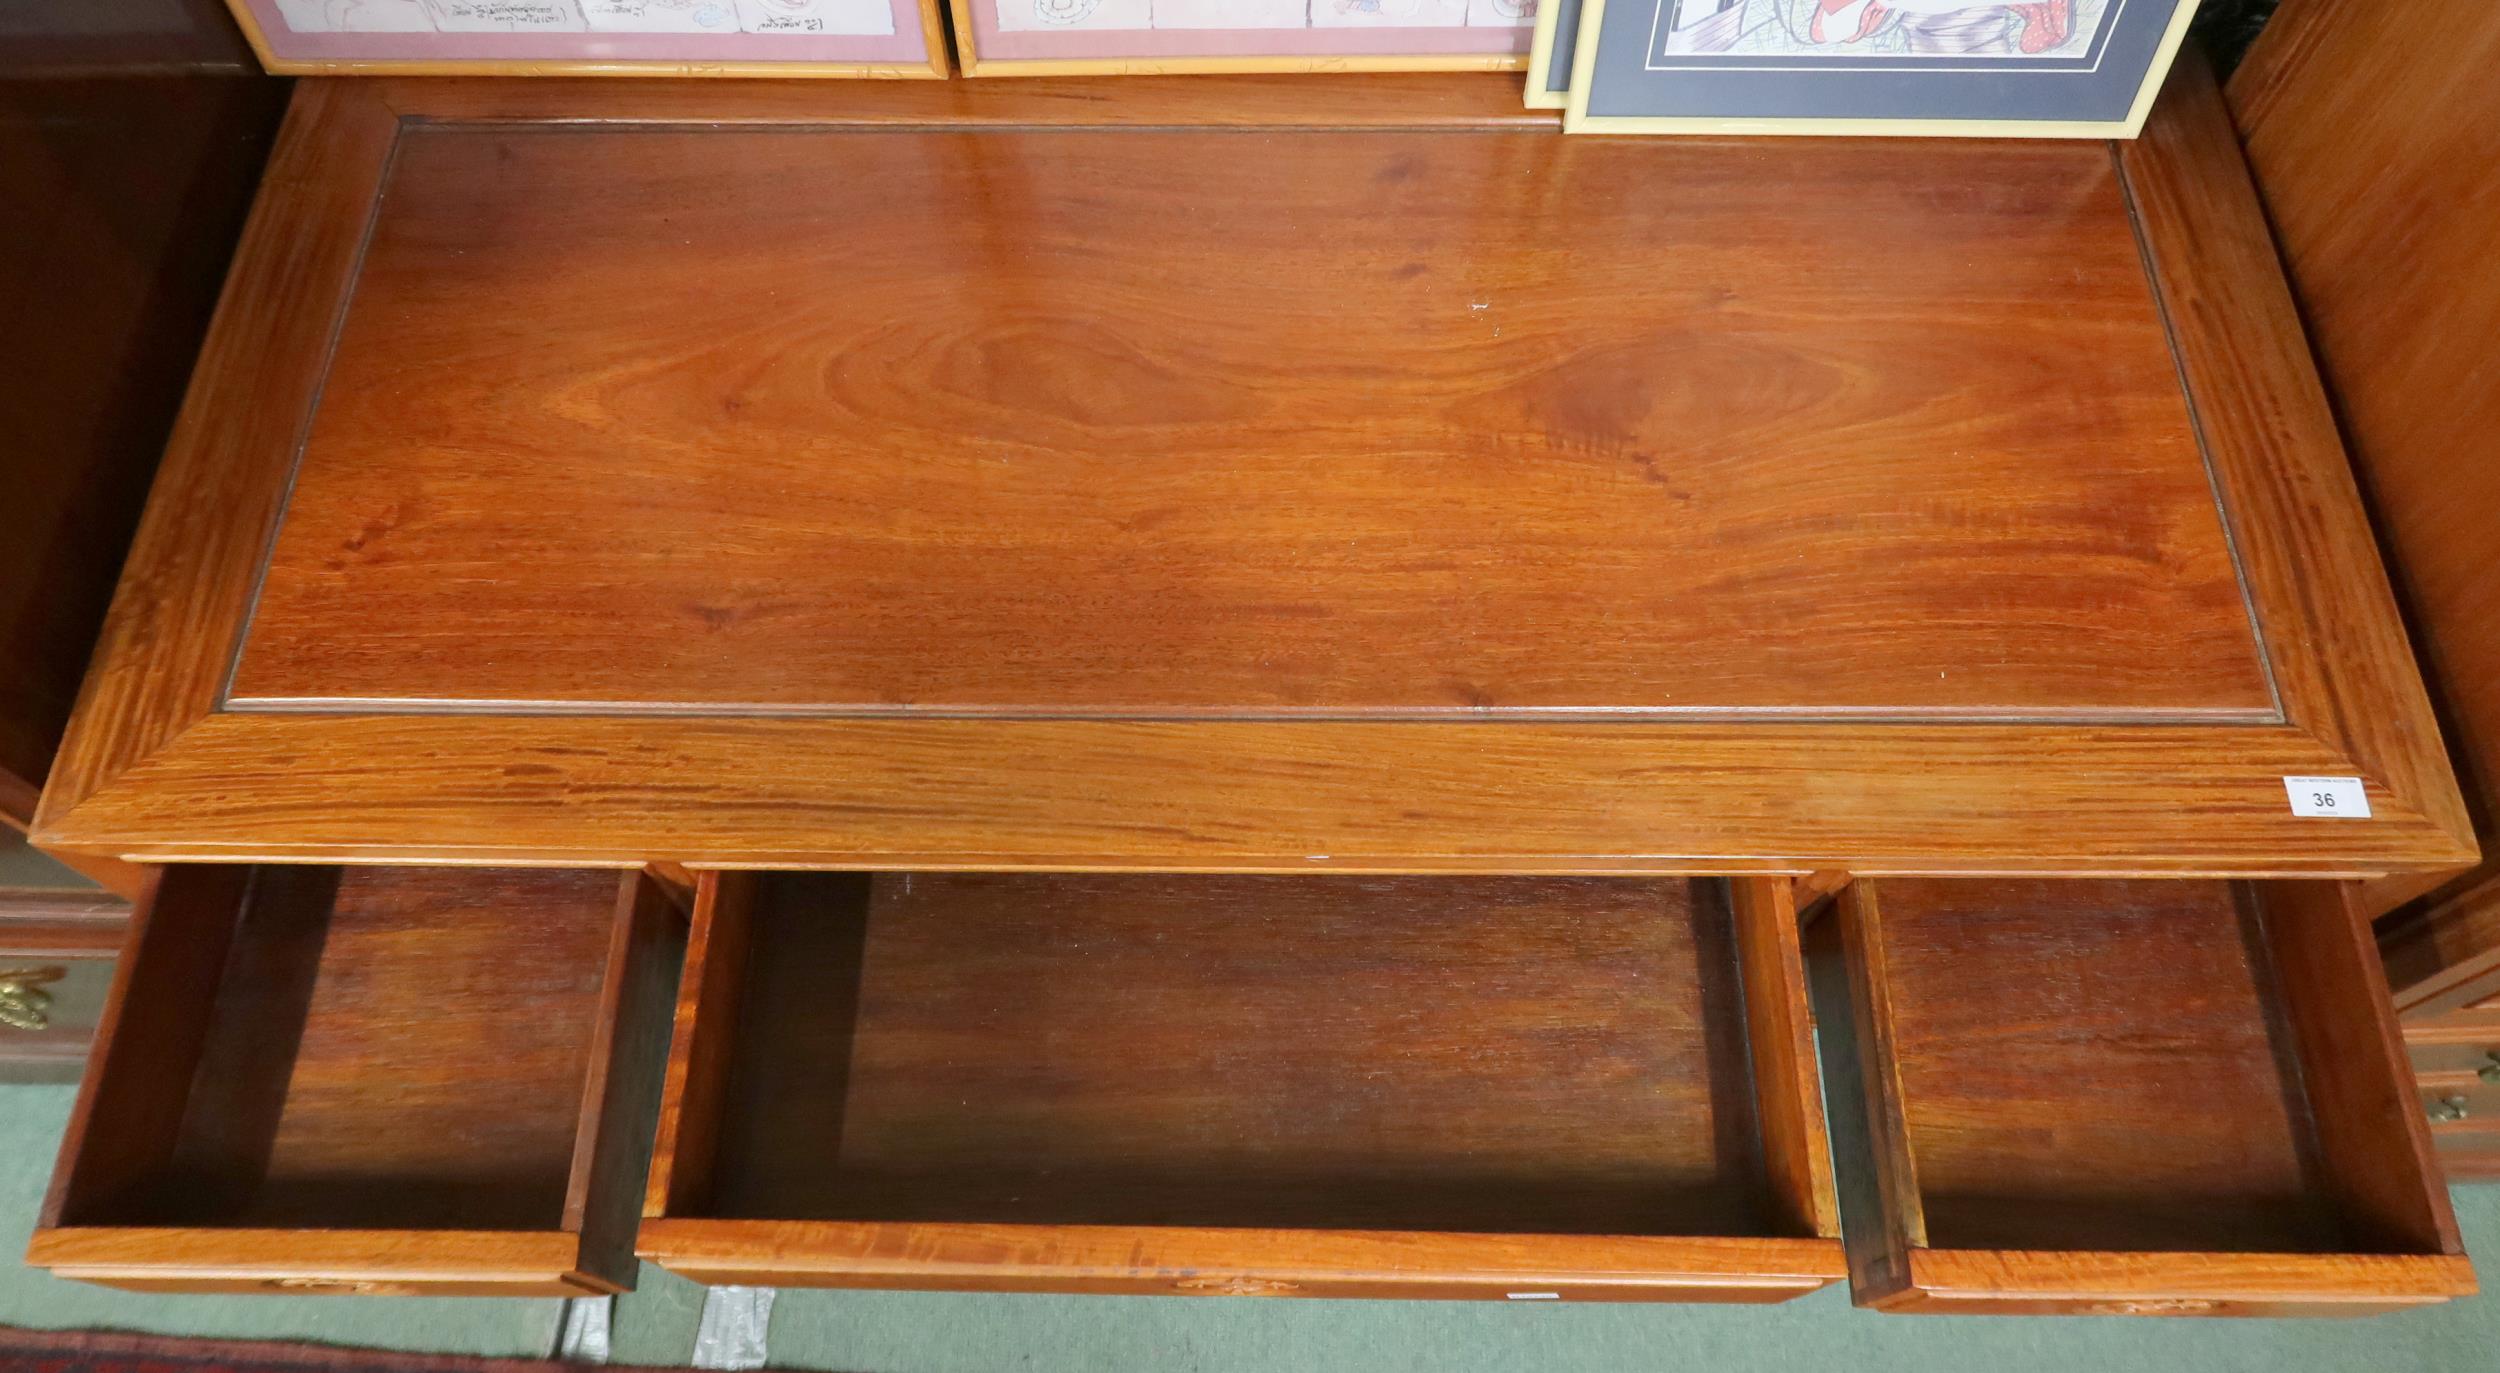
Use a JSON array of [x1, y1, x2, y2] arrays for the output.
[[228, 120, 2258, 722], [642, 871, 1844, 1297], [2257, 880, 2462, 1257], [33, 864, 664, 1292], [635, 1218, 1842, 1300], [30, 74, 2473, 874], [564, 871, 686, 1292], [106, 866, 617, 1229], [1875, 878, 2339, 1255], [26, 1228, 602, 1297], [718, 874, 1784, 1232], [1822, 875, 2474, 1314], [1885, 1249, 2475, 1317]]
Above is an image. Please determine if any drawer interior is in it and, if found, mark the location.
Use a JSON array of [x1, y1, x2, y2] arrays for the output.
[[1876, 879, 2337, 1253], [1816, 877, 2471, 1313], [653, 872, 1830, 1245], [51, 866, 641, 1234]]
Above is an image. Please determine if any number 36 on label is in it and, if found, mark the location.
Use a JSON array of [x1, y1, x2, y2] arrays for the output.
[[2284, 776, 2371, 819]]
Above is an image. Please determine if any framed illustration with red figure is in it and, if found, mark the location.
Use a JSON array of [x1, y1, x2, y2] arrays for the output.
[[1560, 0, 2200, 134]]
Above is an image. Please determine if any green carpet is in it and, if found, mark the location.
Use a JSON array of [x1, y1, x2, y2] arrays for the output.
[[0, 1083, 2490, 1372]]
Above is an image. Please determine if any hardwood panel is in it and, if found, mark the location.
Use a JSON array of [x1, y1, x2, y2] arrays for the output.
[[1820, 877, 2473, 1315], [1882, 878, 2336, 1255], [1884, 1250, 2472, 1318], [2114, 56, 2472, 866], [35, 78, 400, 839], [39, 866, 245, 1228], [2257, 881, 2460, 1257], [721, 874, 1768, 1232], [643, 872, 1842, 1299], [34, 864, 669, 1293], [2230, 0, 2500, 931], [643, 871, 753, 1221], [39, 712, 2475, 875], [35, 75, 2471, 874], [1730, 877, 1837, 1241], [636, 1218, 1839, 1301], [144, 867, 616, 1229], [225, 122, 2258, 723], [26, 1229, 600, 1297]]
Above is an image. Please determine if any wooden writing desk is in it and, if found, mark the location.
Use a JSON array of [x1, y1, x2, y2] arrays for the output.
[[20, 61, 2483, 1313]]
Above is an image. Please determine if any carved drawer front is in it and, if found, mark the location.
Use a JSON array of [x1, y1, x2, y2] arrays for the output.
[[27, 865, 682, 1295], [637, 872, 1844, 1301], [1814, 878, 2474, 1317]]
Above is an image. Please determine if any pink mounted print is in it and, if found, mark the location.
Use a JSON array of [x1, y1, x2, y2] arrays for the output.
[[959, 0, 1537, 73], [231, 0, 943, 71]]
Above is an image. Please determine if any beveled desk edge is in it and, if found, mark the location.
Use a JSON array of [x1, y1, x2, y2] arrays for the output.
[[30, 64, 2478, 878]]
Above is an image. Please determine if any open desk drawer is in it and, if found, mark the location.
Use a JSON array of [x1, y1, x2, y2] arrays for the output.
[[638, 872, 1844, 1301], [28, 866, 682, 1295], [1815, 878, 2475, 1316]]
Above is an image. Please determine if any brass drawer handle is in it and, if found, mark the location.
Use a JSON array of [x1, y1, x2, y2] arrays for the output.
[[1171, 1276, 1302, 1297], [0, 967, 64, 1031], [2477, 1052, 2500, 1085], [264, 1277, 410, 1295], [2080, 1298, 2220, 1316], [2429, 1095, 2471, 1124]]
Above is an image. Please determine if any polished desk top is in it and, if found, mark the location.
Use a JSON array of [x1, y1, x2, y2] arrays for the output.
[[32, 70, 2474, 876]]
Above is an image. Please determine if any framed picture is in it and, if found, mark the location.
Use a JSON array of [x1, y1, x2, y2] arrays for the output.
[[224, 0, 949, 75], [1564, 0, 2200, 136], [1521, 0, 1577, 106], [952, 0, 1537, 76]]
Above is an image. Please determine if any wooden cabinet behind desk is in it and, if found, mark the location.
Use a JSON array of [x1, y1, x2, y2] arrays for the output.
[[2230, 0, 2500, 1174], [0, 2, 286, 895]]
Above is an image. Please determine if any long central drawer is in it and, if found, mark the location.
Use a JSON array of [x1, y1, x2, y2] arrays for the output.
[[638, 872, 1843, 1301]]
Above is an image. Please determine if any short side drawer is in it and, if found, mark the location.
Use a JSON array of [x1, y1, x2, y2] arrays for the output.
[[29, 865, 682, 1295], [1815, 878, 2474, 1317], [639, 872, 1844, 1301]]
